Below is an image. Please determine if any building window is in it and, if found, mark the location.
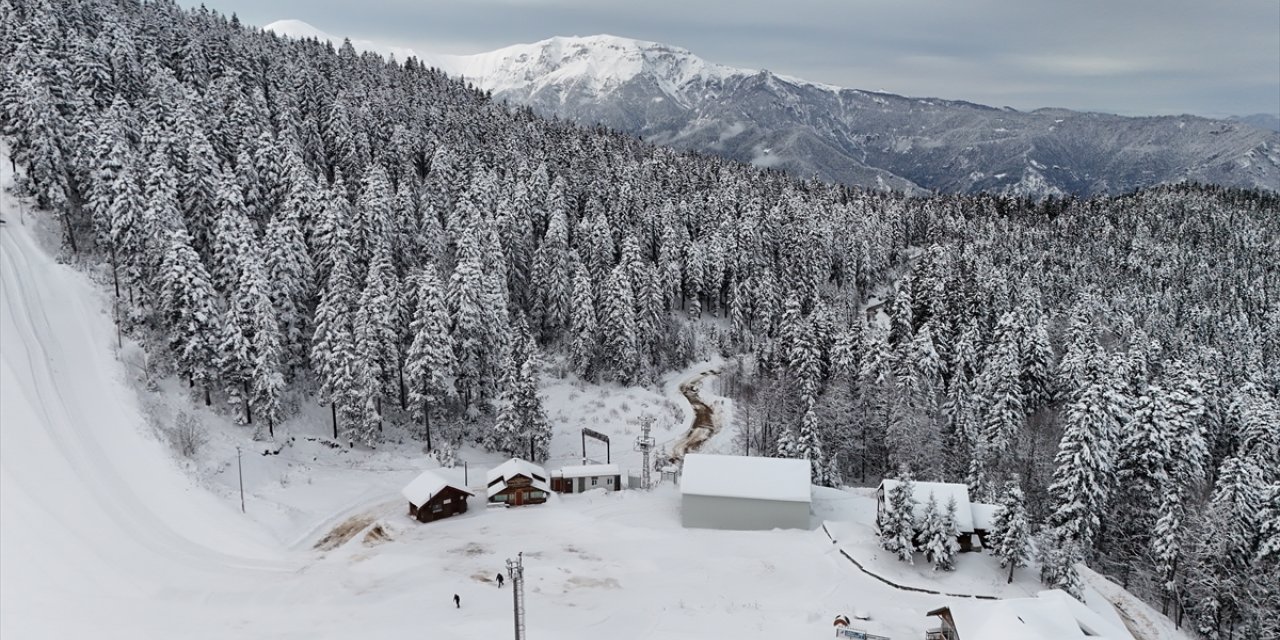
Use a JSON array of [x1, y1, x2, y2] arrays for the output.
[[530, 491, 544, 499], [493, 494, 507, 502], [605, 477, 613, 486], [592, 477, 598, 486]]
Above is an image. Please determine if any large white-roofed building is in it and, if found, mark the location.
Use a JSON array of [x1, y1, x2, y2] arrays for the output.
[[679, 454, 812, 530]]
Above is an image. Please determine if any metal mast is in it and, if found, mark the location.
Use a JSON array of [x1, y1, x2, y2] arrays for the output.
[[634, 416, 655, 490], [506, 552, 526, 640]]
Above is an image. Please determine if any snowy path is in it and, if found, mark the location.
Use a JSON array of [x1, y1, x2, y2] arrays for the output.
[[667, 368, 721, 464]]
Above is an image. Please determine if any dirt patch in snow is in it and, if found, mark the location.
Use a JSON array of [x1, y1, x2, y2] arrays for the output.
[[314, 513, 377, 551], [566, 576, 621, 590], [451, 542, 489, 556], [361, 523, 392, 547]]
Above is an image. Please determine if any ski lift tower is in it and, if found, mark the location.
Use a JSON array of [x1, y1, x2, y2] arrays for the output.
[[634, 416, 655, 490]]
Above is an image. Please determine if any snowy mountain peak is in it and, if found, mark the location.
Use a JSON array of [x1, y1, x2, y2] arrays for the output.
[[262, 19, 332, 42], [440, 34, 746, 97]]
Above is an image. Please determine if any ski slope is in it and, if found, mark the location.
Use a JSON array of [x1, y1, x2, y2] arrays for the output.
[[0, 159, 296, 637]]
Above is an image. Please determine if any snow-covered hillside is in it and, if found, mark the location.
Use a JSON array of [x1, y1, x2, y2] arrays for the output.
[[1, 143, 1191, 640]]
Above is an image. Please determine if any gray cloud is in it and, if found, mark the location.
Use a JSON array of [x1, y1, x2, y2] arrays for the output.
[[187, 0, 1279, 117]]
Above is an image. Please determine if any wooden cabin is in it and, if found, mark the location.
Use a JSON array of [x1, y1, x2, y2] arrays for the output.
[[486, 458, 550, 507], [401, 469, 473, 523], [551, 463, 622, 494], [876, 479, 998, 552]]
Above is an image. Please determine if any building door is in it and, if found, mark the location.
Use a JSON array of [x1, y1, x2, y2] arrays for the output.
[[512, 490, 523, 507]]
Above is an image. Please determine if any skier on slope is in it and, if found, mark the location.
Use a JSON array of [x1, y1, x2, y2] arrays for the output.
[[453, 593, 460, 608], [497, 572, 504, 588]]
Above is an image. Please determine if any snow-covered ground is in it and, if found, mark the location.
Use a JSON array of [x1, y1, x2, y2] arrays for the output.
[[1, 143, 1182, 639]]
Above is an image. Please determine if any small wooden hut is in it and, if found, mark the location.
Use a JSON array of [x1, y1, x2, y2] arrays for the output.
[[402, 470, 473, 523]]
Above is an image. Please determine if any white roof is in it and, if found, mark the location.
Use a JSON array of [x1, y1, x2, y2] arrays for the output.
[[680, 454, 811, 503], [555, 463, 620, 479], [937, 590, 1133, 640], [879, 480, 975, 532], [486, 458, 550, 498], [971, 502, 999, 530], [401, 469, 471, 507]]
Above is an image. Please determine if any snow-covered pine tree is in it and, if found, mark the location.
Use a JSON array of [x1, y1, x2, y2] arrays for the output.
[[156, 228, 221, 405], [1190, 454, 1264, 639], [263, 194, 314, 374], [1258, 484, 1280, 566], [920, 493, 945, 567], [973, 339, 1023, 499], [217, 249, 260, 425], [532, 205, 571, 337], [568, 256, 597, 378], [1046, 351, 1122, 550], [353, 243, 400, 439], [248, 259, 285, 438], [881, 469, 918, 564], [449, 225, 496, 412], [795, 407, 830, 486], [310, 227, 359, 439], [354, 163, 392, 266], [210, 168, 254, 294], [1111, 385, 1174, 571], [990, 481, 1030, 583], [98, 138, 142, 297], [788, 315, 823, 408], [1038, 531, 1085, 599], [492, 316, 551, 460], [936, 495, 961, 571], [1151, 488, 1184, 616], [919, 492, 958, 571], [403, 265, 455, 450], [599, 264, 640, 384]]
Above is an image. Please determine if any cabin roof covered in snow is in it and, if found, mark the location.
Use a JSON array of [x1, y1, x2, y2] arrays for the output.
[[486, 458, 550, 498], [401, 469, 472, 507], [931, 589, 1133, 640], [554, 463, 621, 478], [879, 479, 975, 532], [680, 454, 811, 503], [971, 502, 999, 530]]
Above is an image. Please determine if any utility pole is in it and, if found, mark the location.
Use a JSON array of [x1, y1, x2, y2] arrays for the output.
[[506, 552, 526, 640], [634, 416, 655, 490], [236, 446, 245, 513]]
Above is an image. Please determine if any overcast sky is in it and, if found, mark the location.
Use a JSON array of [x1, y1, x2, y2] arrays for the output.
[[187, 0, 1279, 118]]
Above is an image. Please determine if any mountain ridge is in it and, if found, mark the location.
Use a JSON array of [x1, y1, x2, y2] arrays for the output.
[[264, 21, 1280, 196]]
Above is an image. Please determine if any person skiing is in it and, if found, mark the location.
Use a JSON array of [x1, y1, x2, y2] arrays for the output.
[[497, 572, 504, 588], [453, 593, 460, 608]]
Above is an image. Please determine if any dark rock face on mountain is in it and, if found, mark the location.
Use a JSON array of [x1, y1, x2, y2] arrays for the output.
[[450, 35, 1280, 196]]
